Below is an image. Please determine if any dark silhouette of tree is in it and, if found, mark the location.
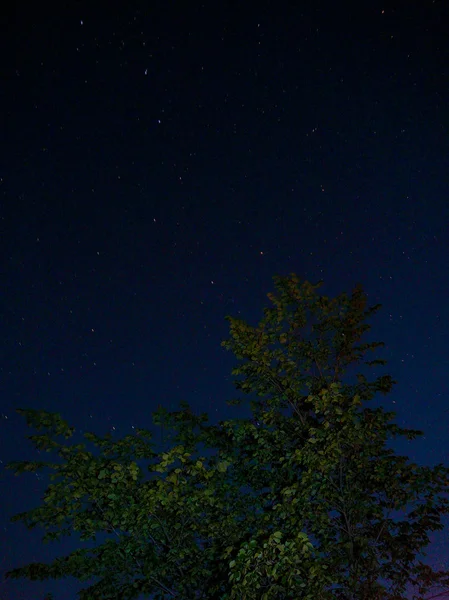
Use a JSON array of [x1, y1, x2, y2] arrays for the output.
[[6, 274, 449, 599]]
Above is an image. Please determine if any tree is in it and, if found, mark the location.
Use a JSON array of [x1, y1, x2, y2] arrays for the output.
[[6, 274, 449, 599]]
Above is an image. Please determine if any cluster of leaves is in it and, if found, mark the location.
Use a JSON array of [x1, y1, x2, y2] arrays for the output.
[[6, 274, 449, 599]]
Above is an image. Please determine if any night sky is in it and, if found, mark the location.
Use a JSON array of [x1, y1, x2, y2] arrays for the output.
[[1, 2, 449, 598]]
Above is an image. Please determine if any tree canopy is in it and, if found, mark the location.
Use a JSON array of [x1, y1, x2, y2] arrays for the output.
[[6, 274, 449, 599]]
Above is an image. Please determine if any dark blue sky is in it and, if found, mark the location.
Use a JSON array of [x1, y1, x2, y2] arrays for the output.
[[1, 2, 449, 598]]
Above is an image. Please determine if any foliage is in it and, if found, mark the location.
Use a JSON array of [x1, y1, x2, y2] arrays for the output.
[[6, 274, 449, 599]]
